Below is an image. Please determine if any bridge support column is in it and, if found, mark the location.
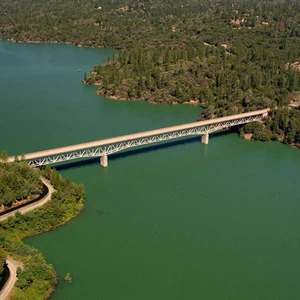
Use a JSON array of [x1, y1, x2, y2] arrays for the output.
[[100, 155, 108, 167], [201, 133, 209, 145]]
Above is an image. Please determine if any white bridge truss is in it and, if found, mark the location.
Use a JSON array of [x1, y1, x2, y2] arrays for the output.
[[27, 114, 263, 167]]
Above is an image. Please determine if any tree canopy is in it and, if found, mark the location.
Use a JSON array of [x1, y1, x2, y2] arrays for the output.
[[1, 0, 299, 148], [0, 161, 43, 209]]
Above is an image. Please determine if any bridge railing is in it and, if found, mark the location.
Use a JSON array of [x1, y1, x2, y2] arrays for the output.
[[15, 110, 269, 167]]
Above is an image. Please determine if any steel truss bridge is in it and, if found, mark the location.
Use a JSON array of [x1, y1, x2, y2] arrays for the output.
[[7, 109, 269, 167]]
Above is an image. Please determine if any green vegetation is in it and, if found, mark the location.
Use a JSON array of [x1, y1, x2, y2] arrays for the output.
[[0, 151, 8, 163], [0, 0, 299, 148], [0, 161, 43, 210], [0, 162, 85, 299], [240, 108, 300, 147], [64, 272, 72, 283], [0, 248, 6, 283]]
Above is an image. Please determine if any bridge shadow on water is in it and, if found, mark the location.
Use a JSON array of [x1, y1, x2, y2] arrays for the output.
[[54, 128, 237, 171]]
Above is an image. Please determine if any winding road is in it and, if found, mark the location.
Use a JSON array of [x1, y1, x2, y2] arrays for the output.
[[0, 259, 23, 300], [0, 178, 54, 222], [0, 177, 54, 299]]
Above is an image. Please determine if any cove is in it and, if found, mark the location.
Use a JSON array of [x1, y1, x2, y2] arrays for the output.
[[1, 41, 300, 299]]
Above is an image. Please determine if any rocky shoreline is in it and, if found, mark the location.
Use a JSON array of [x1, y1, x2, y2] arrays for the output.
[[95, 89, 201, 106]]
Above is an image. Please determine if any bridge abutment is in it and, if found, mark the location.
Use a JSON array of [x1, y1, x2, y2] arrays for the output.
[[100, 155, 108, 167], [201, 133, 209, 145]]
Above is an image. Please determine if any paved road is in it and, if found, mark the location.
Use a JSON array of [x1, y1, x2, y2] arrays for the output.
[[0, 258, 23, 300], [0, 178, 54, 299], [0, 178, 54, 222], [7, 108, 269, 162]]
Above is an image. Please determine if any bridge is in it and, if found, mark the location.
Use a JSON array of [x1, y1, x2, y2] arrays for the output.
[[7, 109, 269, 167]]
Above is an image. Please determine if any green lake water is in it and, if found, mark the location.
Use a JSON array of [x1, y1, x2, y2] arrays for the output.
[[1, 41, 300, 300]]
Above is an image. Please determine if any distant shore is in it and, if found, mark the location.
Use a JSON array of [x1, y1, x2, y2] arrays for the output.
[[2, 38, 105, 49]]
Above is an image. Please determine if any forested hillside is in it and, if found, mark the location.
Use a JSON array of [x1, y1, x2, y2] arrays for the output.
[[1, 0, 299, 147], [0, 160, 43, 210]]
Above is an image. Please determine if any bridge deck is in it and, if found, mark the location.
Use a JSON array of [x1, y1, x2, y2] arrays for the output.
[[8, 108, 269, 162]]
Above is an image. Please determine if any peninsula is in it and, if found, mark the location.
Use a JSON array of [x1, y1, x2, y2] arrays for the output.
[[0, 161, 85, 299]]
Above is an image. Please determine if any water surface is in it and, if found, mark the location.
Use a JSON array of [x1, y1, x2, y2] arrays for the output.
[[1, 41, 299, 300]]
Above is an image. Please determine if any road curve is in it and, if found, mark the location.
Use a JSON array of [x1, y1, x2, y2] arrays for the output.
[[0, 178, 54, 299], [0, 177, 54, 222], [0, 258, 23, 300]]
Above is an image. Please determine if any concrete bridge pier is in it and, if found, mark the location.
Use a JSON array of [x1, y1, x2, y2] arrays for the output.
[[201, 133, 209, 145], [100, 155, 108, 167], [8, 109, 270, 167]]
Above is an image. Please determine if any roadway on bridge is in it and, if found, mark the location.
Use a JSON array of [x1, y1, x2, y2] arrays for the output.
[[7, 109, 269, 162]]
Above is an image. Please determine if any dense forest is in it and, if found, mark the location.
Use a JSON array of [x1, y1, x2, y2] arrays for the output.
[[0, 163, 85, 299], [0, 156, 43, 210], [0, 0, 299, 148], [0, 248, 5, 284]]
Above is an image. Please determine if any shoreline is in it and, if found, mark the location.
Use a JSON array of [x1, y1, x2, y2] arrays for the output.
[[0, 177, 55, 298], [241, 133, 300, 150], [95, 89, 203, 106], [0, 167, 85, 299], [1, 38, 106, 49]]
